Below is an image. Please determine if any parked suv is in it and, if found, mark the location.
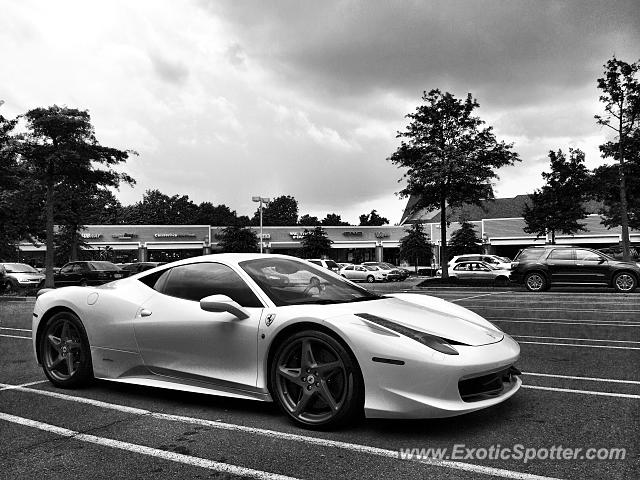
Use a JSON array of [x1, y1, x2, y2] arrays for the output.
[[510, 246, 640, 292], [306, 258, 341, 274]]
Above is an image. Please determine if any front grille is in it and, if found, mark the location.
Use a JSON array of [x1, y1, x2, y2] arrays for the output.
[[458, 366, 520, 402]]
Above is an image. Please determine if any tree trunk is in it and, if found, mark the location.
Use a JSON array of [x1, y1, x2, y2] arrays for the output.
[[618, 111, 631, 262], [440, 197, 448, 279], [44, 169, 55, 288], [70, 225, 78, 261]]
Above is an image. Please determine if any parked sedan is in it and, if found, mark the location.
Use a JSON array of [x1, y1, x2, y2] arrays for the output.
[[447, 261, 512, 286], [54, 261, 127, 287], [340, 264, 387, 282], [1, 263, 45, 293], [361, 262, 407, 281]]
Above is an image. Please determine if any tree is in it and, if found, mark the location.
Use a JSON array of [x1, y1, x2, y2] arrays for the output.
[[321, 213, 349, 226], [194, 202, 248, 226], [358, 209, 389, 226], [388, 89, 520, 278], [448, 220, 482, 259], [20, 106, 135, 286], [523, 149, 591, 244], [398, 223, 433, 274], [591, 161, 640, 230], [300, 226, 333, 258], [218, 225, 258, 253], [253, 195, 298, 226], [0, 107, 45, 260], [594, 56, 640, 260], [119, 190, 198, 225], [298, 214, 320, 226]]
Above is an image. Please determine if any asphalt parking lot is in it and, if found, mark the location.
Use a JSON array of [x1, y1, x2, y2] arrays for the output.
[[0, 284, 638, 480]]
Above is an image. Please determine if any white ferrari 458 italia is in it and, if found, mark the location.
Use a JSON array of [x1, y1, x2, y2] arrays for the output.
[[33, 254, 521, 429]]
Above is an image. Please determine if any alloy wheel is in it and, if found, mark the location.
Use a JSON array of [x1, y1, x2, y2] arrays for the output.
[[273, 334, 352, 427], [614, 273, 636, 292], [525, 273, 545, 292]]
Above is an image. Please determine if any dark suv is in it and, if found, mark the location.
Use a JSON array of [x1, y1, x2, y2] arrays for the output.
[[511, 246, 640, 292]]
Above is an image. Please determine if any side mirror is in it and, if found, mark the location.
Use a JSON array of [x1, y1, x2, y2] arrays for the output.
[[199, 294, 250, 320]]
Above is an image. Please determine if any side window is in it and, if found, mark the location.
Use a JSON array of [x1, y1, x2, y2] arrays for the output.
[[575, 249, 602, 262], [60, 264, 74, 274], [548, 249, 574, 260], [158, 263, 263, 307], [345, 266, 354, 271], [308, 260, 321, 266]]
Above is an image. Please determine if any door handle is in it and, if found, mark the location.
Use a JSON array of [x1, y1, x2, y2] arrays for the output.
[[140, 308, 152, 317]]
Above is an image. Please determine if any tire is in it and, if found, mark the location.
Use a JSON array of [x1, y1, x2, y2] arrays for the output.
[[39, 311, 93, 388], [613, 272, 637, 293], [79, 279, 88, 287], [524, 272, 547, 292], [4, 281, 13, 294], [270, 330, 363, 430], [366, 275, 375, 283]]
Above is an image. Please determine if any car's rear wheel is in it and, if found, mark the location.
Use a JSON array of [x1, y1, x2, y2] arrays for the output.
[[366, 275, 375, 283], [39, 311, 93, 388], [79, 279, 88, 287], [524, 272, 547, 292], [613, 272, 637, 293], [270, 330, 363, 429], [4, 281, 14, 294]]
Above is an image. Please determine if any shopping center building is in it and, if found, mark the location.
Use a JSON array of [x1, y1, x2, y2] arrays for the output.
[[16, 195, 639, 266]]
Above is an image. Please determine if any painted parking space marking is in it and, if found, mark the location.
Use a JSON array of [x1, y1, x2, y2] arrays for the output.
[[0, 412, 300, 480], [514, 335, 640, 344], [0, 380, 47, 392], [522, 385, 640, 399], [518, 341, 640, 350], [0, 334, 31, 340], [492, 319, 640, 327], [450, 292, 513, 302], [0, 383, 560, 480], [0, 327, 32, 332], [523, 372, 640, 385]]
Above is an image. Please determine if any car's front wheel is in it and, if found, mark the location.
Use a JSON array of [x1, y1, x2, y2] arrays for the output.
[[613, 272, 637, 293], [524, 272, 548, 292], [39, 311, 93, 388], [270, 330, 363, 429], [366, 275, 375, 283]]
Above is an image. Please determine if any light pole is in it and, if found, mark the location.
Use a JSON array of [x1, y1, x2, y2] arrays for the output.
[[252, 196, 270, 253]]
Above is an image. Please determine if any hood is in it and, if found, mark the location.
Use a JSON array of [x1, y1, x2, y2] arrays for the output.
[[9, 272, 45, 280], [311, 296, 503, 346]]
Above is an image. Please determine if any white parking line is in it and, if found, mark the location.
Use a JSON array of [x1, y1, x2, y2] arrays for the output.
[[514, 335, 640, 344], [450, 292, 511, 302], [522, 385, 640, 399], [0, 412, 299, 480], [492, 320, 640, 327], [523, 373, 640, 385], [0, 380, 47, 391], [518, 341, 640, 350], [0, 327, 32, 332], [0, 383, 560, 480], [0, 334, 31, 340], [487, 317, 640, 324]]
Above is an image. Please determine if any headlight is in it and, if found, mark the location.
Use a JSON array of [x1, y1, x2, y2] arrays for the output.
[[356, 313, 464, 355]]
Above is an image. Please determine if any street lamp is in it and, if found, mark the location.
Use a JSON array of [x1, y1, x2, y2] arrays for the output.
[[252, 196, 270, 253]]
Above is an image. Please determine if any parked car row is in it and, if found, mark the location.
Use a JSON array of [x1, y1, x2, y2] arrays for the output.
[[1, 261, 169, 293], [307, 259, 409, 283]]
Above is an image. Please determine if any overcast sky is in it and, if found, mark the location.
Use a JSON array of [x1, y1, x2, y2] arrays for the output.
[[1, 1, 638, 224]]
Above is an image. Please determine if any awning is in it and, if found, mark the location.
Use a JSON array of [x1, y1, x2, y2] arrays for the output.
[[145, 242, 205, 250]]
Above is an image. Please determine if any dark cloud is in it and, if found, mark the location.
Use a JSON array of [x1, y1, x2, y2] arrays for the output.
[[203, 0, 639, 107], [149, 53, 189, 85]]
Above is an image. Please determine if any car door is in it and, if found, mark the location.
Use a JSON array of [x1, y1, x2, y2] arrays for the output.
[[342, 265, 356, 279], [133, 262, 265, 389], [574, 249, 608, 284], [546, 249, 576, 283]]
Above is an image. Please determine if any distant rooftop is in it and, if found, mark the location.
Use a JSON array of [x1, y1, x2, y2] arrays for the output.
[[400, 194, 602, 224]]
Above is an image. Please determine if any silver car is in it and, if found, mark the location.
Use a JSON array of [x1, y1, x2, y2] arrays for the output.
[[1, 263, 45, 293], [340, 264, 386, 282], [448, 261, 511, 286]]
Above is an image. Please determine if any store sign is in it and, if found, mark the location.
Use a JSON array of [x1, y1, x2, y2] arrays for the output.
[[111, 233, 139, 240], [375, 232, 390, 238], [289, 231, 312, 240], [154, 233, 198, 238], [259, 233, 271, 239], [342, 231, 363, 237], [81, 233, 102, 239]]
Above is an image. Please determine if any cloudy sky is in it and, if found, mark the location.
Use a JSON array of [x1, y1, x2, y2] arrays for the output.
[[1, 1, 638, 224]]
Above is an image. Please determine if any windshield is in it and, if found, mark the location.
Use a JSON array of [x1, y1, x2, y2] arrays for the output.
[[3, 263, 38, 273], [239, 257, 382, 306]]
